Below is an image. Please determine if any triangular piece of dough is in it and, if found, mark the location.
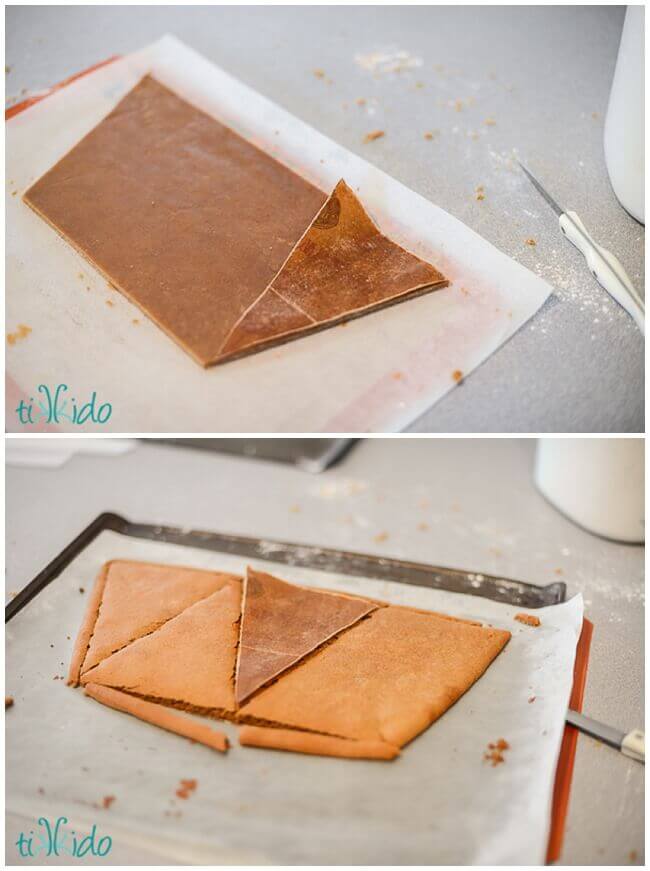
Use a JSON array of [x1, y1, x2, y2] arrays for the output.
[[239, 605, 510, 747], [80, 582, 241, 714], [220, 288, 313, 357], [217, 179, 449, 360], [68, 560, 239, 684], [235, 567, 377, 704]]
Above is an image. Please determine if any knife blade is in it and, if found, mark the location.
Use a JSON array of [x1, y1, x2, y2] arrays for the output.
[[566, 709, 644, 762]]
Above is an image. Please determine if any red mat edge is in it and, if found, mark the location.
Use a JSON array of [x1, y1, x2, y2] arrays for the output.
[[546, 617, 594, 863]]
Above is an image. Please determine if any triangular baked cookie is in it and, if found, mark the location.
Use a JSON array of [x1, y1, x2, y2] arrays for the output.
[[235, 567, 377, 704], [80, 582, 241, 715], [68, 559, 239, 685]]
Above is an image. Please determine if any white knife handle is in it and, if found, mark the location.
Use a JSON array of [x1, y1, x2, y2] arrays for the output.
[[559, 211, 645, 335], [621, 729, 645, 762]]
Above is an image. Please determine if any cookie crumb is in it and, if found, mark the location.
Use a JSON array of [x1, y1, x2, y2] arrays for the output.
[[363, 130, 385, 143], [452, 370, 463, 383], [484, 738, 510, 766], [629, 850, 638, 863], [5, 696, 14, 709], [313, 69, 325, 79], [79, 587, 85, 594], [7, 323, 32, 346], [515, 613, 541, 627], [484, 117, 496, 126], [355, 97, 366, 106], [102, 796, 116, 809], [528, 696, 536, 704], [417, 522, 429, 531], [524, 238, 537, 247], [176, 778, 198, 800], [373, 532, 389, 543]]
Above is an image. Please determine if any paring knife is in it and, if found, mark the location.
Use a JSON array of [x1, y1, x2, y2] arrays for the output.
[[567, 709, 644, 763], [518, 161, 645, 335]]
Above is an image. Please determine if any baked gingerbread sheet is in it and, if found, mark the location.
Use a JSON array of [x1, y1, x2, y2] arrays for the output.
[[6, 529, 583, 863], [24, 76, 447, 367], [69, 562, 510, 759]]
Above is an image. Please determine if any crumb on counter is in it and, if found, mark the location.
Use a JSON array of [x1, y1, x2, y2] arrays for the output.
[[355, 97, 366, 106], [484, 118, 496, 126], [79, 587, 85, 594], [373, 532, 389, 543], [525, 238, 537, 247], [363, 130, 385, 143], [452, 370, 463, 383], [7, 323, 32, 346], [475, 185, 485, 201], [484, 738, 510, 766], [102, 796, 116, 810], [176, 779, 198, 800], [515, 613, 541, 627], [6, 696, 14, 709], [313, 69, 325, 79], [528, 696, 536, 704]]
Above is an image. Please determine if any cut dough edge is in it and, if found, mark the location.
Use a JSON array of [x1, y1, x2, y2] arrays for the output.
[[84, 683, 229, 753], [67, 559, 241, 686], [215, 179, 449, 364]]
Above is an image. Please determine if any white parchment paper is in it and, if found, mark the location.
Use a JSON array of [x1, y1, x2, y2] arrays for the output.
[[6, 36, 552, 433], [6, 529, 583, 864]]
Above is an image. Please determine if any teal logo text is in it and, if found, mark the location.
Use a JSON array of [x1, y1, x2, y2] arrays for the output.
[[16, 816, 112, 858], [15, 384, 112, 425]]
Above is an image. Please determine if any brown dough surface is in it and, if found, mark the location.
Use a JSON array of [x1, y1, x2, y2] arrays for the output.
[[239, 725, 399, 760], [81, 582, 241, 714], [69, 559, 238, 684], [240, 605, 511, 747], [85, 683, 229, 753], [24, 75, 326, 366], [235, 567, 376, 704], [24, 77, 448, 367]]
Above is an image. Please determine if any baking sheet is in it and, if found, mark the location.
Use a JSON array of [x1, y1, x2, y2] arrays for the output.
[[6, 35, 552, 433], [6, 529, 583, 864]]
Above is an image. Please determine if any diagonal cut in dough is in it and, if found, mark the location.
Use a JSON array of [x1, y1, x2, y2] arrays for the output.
[[239, 724, 399, 760], [235, 567, 377, 704], [68, 559, 239, 686], [239, 604, 511, 748], [80, 582, 241, 715], [85, 683, 229, 753], [220, 180, 448, 360]]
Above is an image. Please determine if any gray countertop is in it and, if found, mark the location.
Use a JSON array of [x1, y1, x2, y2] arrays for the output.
[[5, 5, 644, 433], [5, 438, 644, 864]]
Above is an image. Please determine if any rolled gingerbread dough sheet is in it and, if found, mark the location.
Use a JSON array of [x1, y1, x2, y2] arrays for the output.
[[23, 75, 448, 367]]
